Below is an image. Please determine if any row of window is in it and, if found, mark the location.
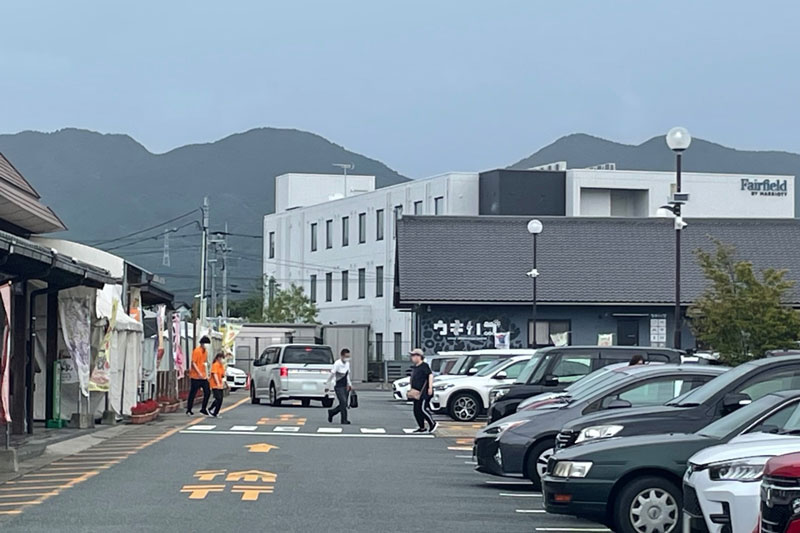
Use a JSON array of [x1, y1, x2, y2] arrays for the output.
[[308, 266, 384, 302], [374, 332, 404, 361]]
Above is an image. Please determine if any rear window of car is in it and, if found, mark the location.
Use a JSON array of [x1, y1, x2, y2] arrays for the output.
[[282, 346, 334, 364]]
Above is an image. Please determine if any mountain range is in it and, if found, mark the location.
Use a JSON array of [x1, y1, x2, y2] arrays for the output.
[[1, 128, 799, 301]]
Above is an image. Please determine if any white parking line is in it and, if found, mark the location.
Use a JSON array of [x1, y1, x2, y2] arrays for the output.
[[516, 509, 546, 514], [230, 425, 257, 431], [361, 428, 386, 434], [536, 527, 611, 533], [499, 493, 541, 498], [180, 429, 434, 439], [274, 426, 301, 432], [403, 429, 419, 434], [317, 428, 343, 434], [448, 446, 472, 451], [484, 480, 530, 485], [464, 461, 477, 465], [191, 425, 216, 431], [455, 455, 472, 458]]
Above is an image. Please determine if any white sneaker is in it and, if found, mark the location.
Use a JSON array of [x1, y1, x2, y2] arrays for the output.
[[429, 422, 439, 434]]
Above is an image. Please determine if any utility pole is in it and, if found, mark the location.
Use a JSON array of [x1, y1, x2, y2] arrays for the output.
[[222, 223, 229, 318], [199, 197, 209, 329], [210, 258, 217, 321]]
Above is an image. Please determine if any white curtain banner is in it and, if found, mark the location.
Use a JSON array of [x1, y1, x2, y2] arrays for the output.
[[60, 294, 93, 397]]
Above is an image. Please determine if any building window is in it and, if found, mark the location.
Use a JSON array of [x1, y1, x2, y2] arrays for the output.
[[358, 268, 366, 299], [375, 333, 384, 362], [268, 231, 275, 259], [375, 266, 384, 298], [358, 213, 366, 243], [325, 219, 333, 249], [414, 201, 423, 215], [310, 223, 318, 252], [376, 209, 385, 241], [325, 273, 332, 302], [309, 275, 317, 303], [528, 319, 571, 348], [434, 196, 444, 215], [341, 270, 349, 301], [394, 332, 402, 359], [268, 278, 276, 303], [342, 216, 349, 247], [393, 205, 403, 237]]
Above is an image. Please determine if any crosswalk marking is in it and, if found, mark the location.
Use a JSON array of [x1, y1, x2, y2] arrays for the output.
[[403, 429, 420, 434], [516, 509, 546, 514], [192, 425, 217, 431], [317, 428, 343, 433], [273, 426, 301, 433], [230, 426, 257, 432], [360, 428, 386, 434]]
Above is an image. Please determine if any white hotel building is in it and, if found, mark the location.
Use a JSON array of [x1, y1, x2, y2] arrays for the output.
[[263, 166, 794, 361]]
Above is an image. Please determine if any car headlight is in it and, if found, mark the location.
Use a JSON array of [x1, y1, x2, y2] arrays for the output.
[[552, 461, 593, 478], [397, 379, 409, 386], [575, 425, 624, 443], [490, 388, 509, 402], [485, 419, 527, 437], [708, 456, 770, 482], [433, 383, 455, 391]]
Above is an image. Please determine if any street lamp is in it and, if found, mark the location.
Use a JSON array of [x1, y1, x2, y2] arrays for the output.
[[527, 219, 543, 348], [665, 127, 692, 349]]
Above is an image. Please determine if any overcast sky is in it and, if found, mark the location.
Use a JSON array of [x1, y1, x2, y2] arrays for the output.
[[2, 1, 799, 177]]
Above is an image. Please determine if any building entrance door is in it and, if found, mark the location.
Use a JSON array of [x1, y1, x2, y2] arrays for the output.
[[617, 319, 639, 346]]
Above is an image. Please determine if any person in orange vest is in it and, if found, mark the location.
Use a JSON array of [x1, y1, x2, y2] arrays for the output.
[[209, 352, 226, 418], [186, 336, 211, 416]]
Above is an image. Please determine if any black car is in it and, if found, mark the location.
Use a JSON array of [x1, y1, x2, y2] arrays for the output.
[[474, 364, 726, 488], [557, 354, 800, 450], [488, 346, 684, 423], [542, 390, 800, 533]]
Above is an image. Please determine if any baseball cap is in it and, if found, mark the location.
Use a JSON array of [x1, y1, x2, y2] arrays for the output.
[[409, 348, 424, 358]]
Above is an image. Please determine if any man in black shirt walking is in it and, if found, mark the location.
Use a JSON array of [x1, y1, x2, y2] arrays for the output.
[[409, 348, 437, 434]]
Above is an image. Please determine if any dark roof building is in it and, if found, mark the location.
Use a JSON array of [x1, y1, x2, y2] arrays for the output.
[[395, 216, 800, 353]]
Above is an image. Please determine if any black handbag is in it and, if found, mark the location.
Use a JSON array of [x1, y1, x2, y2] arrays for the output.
[[349, 391, 359, 409]]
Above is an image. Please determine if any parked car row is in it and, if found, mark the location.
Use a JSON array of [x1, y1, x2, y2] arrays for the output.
[[467, 351, 800, 532]]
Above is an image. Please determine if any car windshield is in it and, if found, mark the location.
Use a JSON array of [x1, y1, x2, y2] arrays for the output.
[[446, 356, 468, 375], [669, 362, 755, 406], [476, 359, 508, 377], [282, 346, 334, 364], [697, 394, 783, 439], [562, 364, 625, 394], [566, 369, 629, 403], [513, 351, 546, 384]]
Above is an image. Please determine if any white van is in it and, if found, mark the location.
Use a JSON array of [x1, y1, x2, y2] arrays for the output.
[[250, 344, 335, 407]]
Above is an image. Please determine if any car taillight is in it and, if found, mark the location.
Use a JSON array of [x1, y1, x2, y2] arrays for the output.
[[280, 367, 288, 377]]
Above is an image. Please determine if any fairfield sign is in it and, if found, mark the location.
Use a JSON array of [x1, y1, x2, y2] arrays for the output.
[[740, 178, 789, 197]]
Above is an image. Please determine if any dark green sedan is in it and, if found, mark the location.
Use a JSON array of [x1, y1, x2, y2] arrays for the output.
[[542, 390, 800, 533]]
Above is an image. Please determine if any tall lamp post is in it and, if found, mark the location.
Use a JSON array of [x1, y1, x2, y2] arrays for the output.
[[665, 127, 692, 349], [527, 219, 543, 348]]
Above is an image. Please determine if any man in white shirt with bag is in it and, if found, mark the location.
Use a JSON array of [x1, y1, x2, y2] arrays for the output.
[[326, 348, 353, 425]]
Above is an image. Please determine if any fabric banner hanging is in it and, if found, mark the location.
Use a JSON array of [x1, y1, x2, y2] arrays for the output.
[[172, 314, 185, 378], [60, 293, 93, 397], [90, 298, 117, 392], [156, 304, 166, 366], [0, 283, 11, 423]]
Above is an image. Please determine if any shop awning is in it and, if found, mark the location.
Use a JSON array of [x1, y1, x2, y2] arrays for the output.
[[0, 229, 114, 288]]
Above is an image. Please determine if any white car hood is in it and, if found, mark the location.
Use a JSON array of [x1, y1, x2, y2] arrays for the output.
[[690, 433, 800, 466], [441, 375, 497, 389], [226, 367, 246, 376]]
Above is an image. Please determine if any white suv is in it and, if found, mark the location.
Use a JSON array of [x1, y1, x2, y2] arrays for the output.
[[684, 433, 800, 533], [432, 355, 532, 422], [250, 344, 335, 407]]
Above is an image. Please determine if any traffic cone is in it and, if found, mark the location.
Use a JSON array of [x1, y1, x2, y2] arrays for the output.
[[245, 374, 251, 390]]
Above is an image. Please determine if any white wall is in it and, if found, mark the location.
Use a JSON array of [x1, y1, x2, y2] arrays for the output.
[[275, 173, 376, 212], [264, 172, 479, 359], [566, 169, 795, 218]]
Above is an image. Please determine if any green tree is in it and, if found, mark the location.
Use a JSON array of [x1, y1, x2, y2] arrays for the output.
[[264, 282, 318, 324], [688, 239, 800, 365]]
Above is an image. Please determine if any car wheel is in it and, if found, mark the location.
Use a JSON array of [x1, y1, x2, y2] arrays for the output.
[[301, 399, 311, 407], [250, 385, 260, 405], [525, 439, 555, 490], [448, 392, 480, 422], [269, 385, 282, 407], [614, 476, 681, 533], [321, 398, 334, 408]]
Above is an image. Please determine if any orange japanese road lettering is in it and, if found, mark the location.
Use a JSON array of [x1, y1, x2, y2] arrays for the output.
[[231, 485, 275, 501], [180, 485, 225, 499], [226, 470, 277, 483], [193, 470, 226, 481]]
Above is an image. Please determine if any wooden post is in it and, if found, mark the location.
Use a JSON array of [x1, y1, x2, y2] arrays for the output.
[[10, 283, 26, 434]]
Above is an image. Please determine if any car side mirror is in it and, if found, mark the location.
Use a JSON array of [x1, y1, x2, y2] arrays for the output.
[[493, 371, 508, 380], [467, 367, 479, 375], [543, 374, 559, 387], [723, 392, 751, 411]]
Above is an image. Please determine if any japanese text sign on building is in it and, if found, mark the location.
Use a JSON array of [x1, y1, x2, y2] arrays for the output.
[[433, 319, 500, 340]]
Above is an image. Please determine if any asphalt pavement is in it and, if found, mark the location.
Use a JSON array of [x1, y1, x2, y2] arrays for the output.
[[0, 390, 608, 532]]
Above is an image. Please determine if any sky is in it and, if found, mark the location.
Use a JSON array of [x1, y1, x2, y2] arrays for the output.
[[1, 1, 799, 178]]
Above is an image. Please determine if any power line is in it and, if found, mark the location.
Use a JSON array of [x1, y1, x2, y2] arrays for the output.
[[89, 208, 201, 246], [103, 220, 200, 251]]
